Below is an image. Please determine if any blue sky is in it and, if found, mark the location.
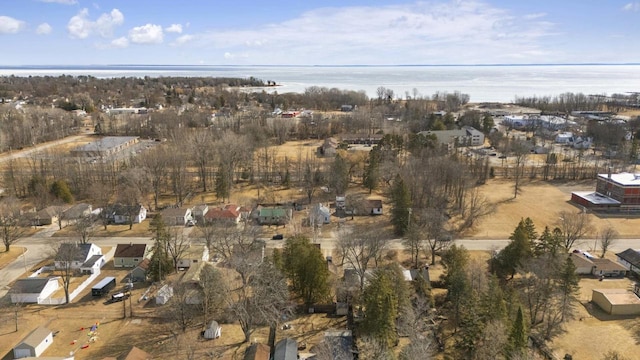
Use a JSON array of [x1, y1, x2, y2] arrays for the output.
[[0, 0, 639, 65]]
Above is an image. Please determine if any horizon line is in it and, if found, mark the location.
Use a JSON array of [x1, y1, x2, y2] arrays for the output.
[[0, 62, 639, 68]]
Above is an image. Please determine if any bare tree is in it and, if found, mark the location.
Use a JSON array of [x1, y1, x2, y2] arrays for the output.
[[166, 281, 199, 332], [199, 264, 225, 325], [336, 226, 388, 293], [54, 242, 80, 304], [0, 197, 26, 252], [511, 140, 530, 198], [138, 147, 168, 210], [556, 211, 594, 250], [166, 228, 190, 271], [226, 261, 291, 342], [599, 225, 619, 258], [73, 215, 96, 244]]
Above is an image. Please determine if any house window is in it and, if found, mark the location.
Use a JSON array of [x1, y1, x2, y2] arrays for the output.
[[134, 259, 138, 262], [193, 260, 198, 263]]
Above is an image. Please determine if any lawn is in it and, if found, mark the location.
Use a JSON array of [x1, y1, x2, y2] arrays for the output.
[[0, 247, 25, 270]]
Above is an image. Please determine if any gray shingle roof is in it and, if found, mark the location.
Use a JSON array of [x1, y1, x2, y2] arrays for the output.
[[12, 278, 54, 294], [55, 243, 93, 262], [616, 248, 640, 267], [274, 338, 297, 360], [82, 254, 104, 268]]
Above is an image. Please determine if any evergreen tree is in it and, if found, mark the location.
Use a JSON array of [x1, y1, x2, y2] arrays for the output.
[[50, 179, 74, 203], [390, 174, 411, 236], [148, 214, 172, 281], [507, 307, 528, 357], [557, 256, 580, 322], [363, 147, 380, 194], [329, 153, 349, 195], [361, 270, 399, 348], [482, 113, 495, 134], [282, 235, 331, 307], [442, 245, 471, 331], [490, 221, 534, 280], [535, 226, 563, 257], [215, 162, 230, 202]]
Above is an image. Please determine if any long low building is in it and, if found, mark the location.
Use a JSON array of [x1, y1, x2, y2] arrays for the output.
[[71, 136, 139, 157], [592, 288, 640, 315]]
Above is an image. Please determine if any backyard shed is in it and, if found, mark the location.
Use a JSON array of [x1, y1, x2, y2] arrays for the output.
[[155, 284, 174, 305], [13, 326, 53, 358], [203, 320, 221, 339]]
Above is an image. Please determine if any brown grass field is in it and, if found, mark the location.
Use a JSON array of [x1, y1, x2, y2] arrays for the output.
[[0, 247, 25, 270], [470, 179, 640, 239]]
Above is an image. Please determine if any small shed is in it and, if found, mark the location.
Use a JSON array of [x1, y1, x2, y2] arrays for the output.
[[244, 343, 270, 360], [155, 284, 174, 305], [365, 199, 383, 215], [203, 320, 221, 339], [13, 326, 53, 358]]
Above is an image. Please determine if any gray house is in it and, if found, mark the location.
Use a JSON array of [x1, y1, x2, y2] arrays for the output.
[[13, 326, 53, 358], [130, 258, 150, 282]]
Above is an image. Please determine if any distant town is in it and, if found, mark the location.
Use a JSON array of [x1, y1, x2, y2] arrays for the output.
[[1, 75, 640, 360]]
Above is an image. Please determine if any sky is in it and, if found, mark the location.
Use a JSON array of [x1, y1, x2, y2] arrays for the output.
[[0, 0, 639, 65]]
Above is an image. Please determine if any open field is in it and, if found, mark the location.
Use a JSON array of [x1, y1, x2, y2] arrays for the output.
[[471, 179, 640, 240]]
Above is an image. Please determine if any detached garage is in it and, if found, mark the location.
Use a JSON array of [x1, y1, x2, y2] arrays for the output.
[[592, 289, 640, 315], [11, 278, 60, 304], [13, 326, 53, 358]]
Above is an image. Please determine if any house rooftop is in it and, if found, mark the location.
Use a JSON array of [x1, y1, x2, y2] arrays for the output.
[[74, 136, 138, 152], [592, 258, 628, 272], [161, 207, 190, 218], [63, 203, 91, 219], [55, 243, 95, 262], [570, 253, 594, 268], [12, 278, 58, 294], [114, 243, 147, 258], [616, 248, 640, 267], [593, 289, 640, 305], [18, 326, 52, 348], [135, 258, 151, 270], [82, 254, 104, 268], [181, 244, 206, 259], [598, 172, 640, 187]]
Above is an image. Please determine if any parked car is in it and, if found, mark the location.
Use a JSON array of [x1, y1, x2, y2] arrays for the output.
[[272, 234, 284, 240]]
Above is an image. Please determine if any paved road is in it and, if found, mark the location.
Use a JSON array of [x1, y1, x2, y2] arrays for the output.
[[5, 230, 640, 298], [0, 133, 91, 164]]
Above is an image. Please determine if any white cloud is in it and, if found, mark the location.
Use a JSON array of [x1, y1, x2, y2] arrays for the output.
[[524, 12, 547, 20], [129, 24, 163, 44], [172, 34, 194, 46], [38, 0, 78, 4], [165, 24, 183, 33], [190, 1, 557, 64], [111, 36, 129, 48], [67, 8, 124, 39], [623, 2, 640, 11], [0, 16, 26, 34], [36, 23, 52, 35]]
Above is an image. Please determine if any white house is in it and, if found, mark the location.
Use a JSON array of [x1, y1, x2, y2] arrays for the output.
[[177, 244, 209, 269], [54, 243, 103, 273], [161, 207, 193, 226], [311, 204, 331, 225], [13, 326, 53, 358], [155, 284, 174, 305], [11, 278, 60, 304]]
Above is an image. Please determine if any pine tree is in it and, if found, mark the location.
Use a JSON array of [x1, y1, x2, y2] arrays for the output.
[[508, 307, 528, 357], [215, 162, 230, 202], [282, 235, 331, 307], [361, 270, 399, 348], [148, 214, 172, 281], [363, 147, 380, 194], [557, 256, 580, 322], [50, 179, 74, 203], [390, 174, 411, 236]]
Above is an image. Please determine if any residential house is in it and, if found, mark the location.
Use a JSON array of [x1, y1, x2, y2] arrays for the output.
[[179, 261, 216, 304], [316, 330, 354, 360], [616, 248, 640, 275], [161, 207, 193, 226], [155, 284, 174, 305], [105, 204, 147, 225], [177, 244, 209, 269], [273, 338, 298, 360], [402, 266, 430, 284], [54, 243, 104, 274], [244, 343, 270, 360], [310, 203, 331, 225], [570, 252, 627, 277], [257, 207, 291, 226], [130, 258, 150, 282], [62, 203, 92, 225], [29, 206, 66, 226], [114, 243, 148, 268], [364, 199, 383, 215], [418, 126, 485, 149], [205, 206, 241, 225], [340, 134, 382, 145], [13, 326, 53, 358], [192, 204, 209, 223], [11, 278, 60, 304], [320, 137, 338, 157], [572, 172, 640, 210]]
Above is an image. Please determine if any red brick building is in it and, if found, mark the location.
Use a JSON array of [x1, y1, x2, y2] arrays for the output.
[[572, 172, 640, 210]]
